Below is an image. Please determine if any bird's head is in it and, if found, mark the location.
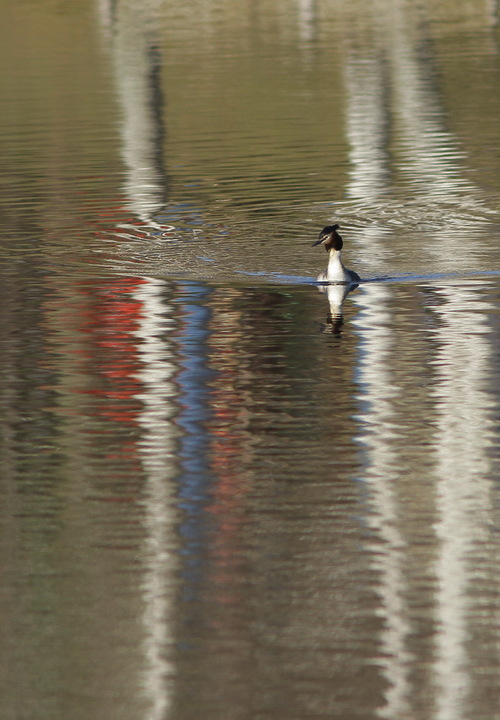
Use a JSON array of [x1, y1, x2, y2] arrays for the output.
[[311, 224, 343, 251]]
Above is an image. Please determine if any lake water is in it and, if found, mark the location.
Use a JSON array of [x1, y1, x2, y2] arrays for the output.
[[2, 1, 500, 718]]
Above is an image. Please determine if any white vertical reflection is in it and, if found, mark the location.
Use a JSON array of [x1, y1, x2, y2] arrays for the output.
[[341, 0, 496, 273], [344, 3, 497, 718], [296, 0, 317, 43], [100, 0, 177, 709], [100, 0, 176, 720], [352, 287, 412, 720], [343, 42, 394, 273], [344, 25, 412, 719], [132, 277, 178, 720], [385, 3, 495, 274], [344, 51, 389, 202], [101, 0, 168, 228], [99, 6, 236, 707], [431, 284, 494, 720], [100, 1, 179, 711]]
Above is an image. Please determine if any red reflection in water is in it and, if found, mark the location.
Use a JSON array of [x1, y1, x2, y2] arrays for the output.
[[43, 273, 155, 483], [76, 276, 146, 422]]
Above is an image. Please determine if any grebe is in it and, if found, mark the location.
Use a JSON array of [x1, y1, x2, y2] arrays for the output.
[[312, 224, 360, 284]]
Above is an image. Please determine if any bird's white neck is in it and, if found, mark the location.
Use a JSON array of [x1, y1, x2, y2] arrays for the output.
[[326, 249, 351, 283]]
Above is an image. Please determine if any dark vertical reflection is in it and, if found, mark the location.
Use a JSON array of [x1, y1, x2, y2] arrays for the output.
[[168, 285, 385, 719], [0, 263, 64, 720]]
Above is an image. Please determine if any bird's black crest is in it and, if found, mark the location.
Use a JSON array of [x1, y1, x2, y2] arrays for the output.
[[320, 224, 340, 236], [318, 224, 343, 251]]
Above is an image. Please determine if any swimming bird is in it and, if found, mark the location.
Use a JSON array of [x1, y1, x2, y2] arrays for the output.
[[312, 224, 360, 284]]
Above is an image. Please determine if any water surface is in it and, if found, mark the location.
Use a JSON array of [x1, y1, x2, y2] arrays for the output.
[[2, 1, 500, 719]]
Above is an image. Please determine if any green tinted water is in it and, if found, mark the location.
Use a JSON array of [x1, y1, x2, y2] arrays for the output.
[[2, 1, 500, 719]]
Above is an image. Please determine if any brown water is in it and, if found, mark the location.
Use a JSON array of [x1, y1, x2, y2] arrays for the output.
[[2, 1, 500, 718]]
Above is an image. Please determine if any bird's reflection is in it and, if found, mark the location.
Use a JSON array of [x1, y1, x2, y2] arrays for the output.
[[318, 282, 357, 335]]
